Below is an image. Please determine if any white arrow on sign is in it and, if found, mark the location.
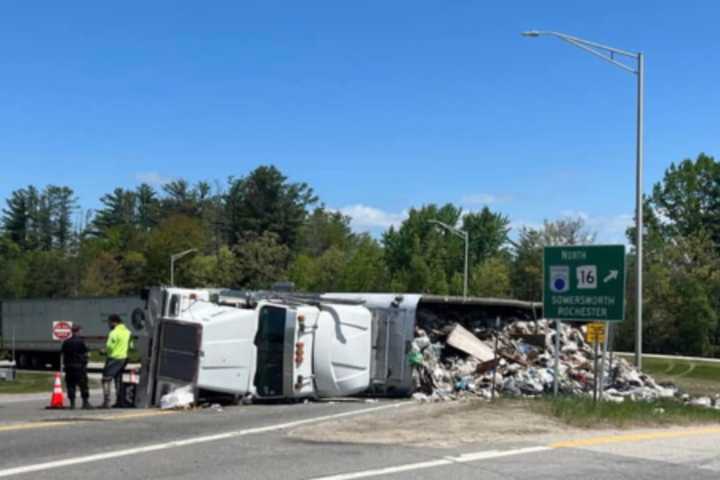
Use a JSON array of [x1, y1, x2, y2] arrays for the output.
[[603, 270, 619, 283]]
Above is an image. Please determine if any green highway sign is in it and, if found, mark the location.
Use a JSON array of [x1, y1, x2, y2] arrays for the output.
[[543, 245, 626, 322]]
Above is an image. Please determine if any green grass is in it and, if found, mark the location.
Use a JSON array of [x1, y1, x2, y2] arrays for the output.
[[0, 371, 101, 395], [533, 396, 720, 428], [0, 371, 56, 394], [619, 354, 720, 397]]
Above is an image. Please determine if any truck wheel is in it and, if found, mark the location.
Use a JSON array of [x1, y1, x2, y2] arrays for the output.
[[29, 355, 41, 370], [16, 353, 29, 369]]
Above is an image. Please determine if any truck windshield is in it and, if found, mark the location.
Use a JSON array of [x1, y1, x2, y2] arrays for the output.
[[254, 306, 286, 397]]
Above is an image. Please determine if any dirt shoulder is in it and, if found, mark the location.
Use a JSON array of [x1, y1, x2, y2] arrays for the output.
[[289, 399, 577, 448]]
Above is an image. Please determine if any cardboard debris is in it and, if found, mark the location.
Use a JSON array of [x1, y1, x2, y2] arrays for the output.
[[446, 324, 495, 362]]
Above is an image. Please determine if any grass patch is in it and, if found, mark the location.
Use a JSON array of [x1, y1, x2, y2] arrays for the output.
[[0, 371, 101, 395], [0, 371, 55, 394], [533, 396, 720, 429], [618, 354, 720, 397]]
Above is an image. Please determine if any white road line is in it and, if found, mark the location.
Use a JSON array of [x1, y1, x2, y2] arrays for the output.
[[0, 402, 409, 478], [307, 446, 551, 480]]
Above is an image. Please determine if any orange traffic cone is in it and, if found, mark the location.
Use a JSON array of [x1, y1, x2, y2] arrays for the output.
[[46, 372, 65, 409]]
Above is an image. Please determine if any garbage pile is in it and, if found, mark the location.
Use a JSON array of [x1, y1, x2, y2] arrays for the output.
[[409, 319, 682, 403]]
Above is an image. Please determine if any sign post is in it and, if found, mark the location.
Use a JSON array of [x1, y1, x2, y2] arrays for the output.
[[544, 245, 626, 399]]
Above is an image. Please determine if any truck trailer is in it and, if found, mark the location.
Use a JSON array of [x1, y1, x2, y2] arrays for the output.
[[138, 287, 541, 406], [0, 296, 146, 369]]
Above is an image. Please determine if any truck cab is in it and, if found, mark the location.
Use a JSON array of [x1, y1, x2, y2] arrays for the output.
[[142, 288, 373, 405], [253, 302, 372, 400]]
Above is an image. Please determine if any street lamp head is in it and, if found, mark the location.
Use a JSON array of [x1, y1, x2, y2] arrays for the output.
[[521, 30, 540, 38]]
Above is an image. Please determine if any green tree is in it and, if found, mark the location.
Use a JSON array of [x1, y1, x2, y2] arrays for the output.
[[79, 252, 124, 296], [471, 256, 512, 298], [92, 188, 137, 233], [651, 153, 720, 243], [339, 235, 389, 292], [461, 207, 511, 265], [231, 232, 290, 289], [225, 166, 317, 248], [145, 214, 208, 286], [297, 208, 352, 257]]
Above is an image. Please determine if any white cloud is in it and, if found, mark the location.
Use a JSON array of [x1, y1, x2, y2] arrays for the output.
[[337, 204, 407, 232], [559, 210, 634, 244], [462, 193, 512, 206], [509, 211, 633, 244], [135, 171, 175, 186]]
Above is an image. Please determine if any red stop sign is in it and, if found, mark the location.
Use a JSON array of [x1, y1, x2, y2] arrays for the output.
[[52, 321, 73, 341]]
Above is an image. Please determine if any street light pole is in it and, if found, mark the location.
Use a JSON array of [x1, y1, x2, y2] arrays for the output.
[[635, 53, 644, 372], [429, 220, 469, 298], [522, 30, 645, 370], [170, 248, 198, 286]]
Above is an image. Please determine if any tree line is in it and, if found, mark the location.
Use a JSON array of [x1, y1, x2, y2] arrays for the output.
[[2, 155, 719, 357]]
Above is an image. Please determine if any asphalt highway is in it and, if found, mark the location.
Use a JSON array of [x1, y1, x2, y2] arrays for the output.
[[1, 393, 719, 479]]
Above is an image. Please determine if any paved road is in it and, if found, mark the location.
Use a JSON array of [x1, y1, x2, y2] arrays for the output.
[[1, 397, 719, 479]]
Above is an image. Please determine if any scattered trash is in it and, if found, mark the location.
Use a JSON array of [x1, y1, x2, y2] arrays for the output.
[[409, 319, 705, 405], [689, 397, 712, 408], [160, 385, 195, 410]]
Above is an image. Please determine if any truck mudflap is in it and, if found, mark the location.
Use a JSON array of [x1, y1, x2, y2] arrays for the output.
[[149, 319, 202, 406]]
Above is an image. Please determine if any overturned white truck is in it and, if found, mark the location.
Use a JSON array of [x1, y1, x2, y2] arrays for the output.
[[135, 287, 541, 407]]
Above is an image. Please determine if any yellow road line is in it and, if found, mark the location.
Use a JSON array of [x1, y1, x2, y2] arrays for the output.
[[551, 426, 720, 448], [96, 411, 175, 421], [0, 410, 174, 433], [0, 422, 75, 433]]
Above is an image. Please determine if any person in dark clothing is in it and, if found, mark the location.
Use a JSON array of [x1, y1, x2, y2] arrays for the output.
[[61, 325, 92, 409]]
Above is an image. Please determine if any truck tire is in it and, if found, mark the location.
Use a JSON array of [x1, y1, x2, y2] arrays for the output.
[[16, 352, 29, 369], [29, 354, 41, 370]]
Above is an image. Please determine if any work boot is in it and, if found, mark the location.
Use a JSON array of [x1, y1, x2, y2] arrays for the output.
[[81, 400, 93, 410], [69, 398, 76, 410]]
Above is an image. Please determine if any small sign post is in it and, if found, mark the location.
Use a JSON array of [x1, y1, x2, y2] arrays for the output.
[[544, 245, 626, 398]]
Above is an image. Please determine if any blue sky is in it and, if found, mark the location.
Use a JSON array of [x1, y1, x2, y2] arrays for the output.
[[1, 2, 718, 243]]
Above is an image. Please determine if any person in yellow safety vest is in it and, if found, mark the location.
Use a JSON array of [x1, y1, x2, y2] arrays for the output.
[[100, 314, 131, 409]]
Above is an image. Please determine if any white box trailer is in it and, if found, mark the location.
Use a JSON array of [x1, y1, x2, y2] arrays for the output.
[[0, 296, 146, 369]]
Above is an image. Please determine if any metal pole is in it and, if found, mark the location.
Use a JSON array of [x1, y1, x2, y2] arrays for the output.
[[593, 339, 600, 403], [170, 258, 175, 286], [463, 233, 469, 298], [635, 53, 644, 371], [599, 322, 610, 400], [491, 316, 500, 401], [608, 323, 616, 376], [554, 319, 561, 397]]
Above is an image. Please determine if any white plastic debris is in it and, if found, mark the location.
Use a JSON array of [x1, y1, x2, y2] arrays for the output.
[[160, 385, 195, 410]]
